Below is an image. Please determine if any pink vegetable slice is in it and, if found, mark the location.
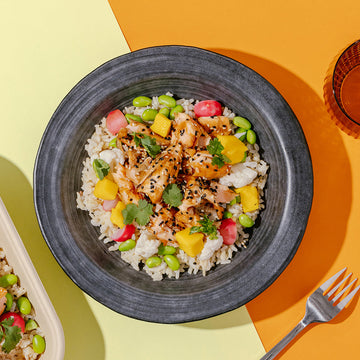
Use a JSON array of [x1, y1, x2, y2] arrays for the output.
[[106, 110, 127, 135], [102, 198, 119, 211], [0, 312, 25, 333], [219, 218, 237, 245], [111, 224, 136, 242], [194, 100, 222, 117]]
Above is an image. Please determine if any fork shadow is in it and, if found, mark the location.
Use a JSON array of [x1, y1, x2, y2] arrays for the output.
[[198, 48, 351, 324]]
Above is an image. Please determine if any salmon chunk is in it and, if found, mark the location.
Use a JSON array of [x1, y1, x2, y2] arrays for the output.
[[138, 144, 183, 203], [182, 149, 230, 179], [112, 164, 142, 204], [197, 116, 232, 137], [171, 112, 211, 149]]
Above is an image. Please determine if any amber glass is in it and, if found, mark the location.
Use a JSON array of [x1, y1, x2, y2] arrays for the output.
[[324, 40, 360, 138]]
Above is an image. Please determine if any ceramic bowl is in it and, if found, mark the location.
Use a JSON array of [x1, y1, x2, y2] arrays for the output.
[[34, 46, 313, 323]]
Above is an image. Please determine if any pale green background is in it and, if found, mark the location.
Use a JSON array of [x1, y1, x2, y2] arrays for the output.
[[0, 1, 265, 359]]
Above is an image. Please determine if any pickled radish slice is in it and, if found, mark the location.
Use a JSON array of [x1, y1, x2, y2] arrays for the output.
[[111, 225, 136, 242], [106, 110, 127, 135], [194, 100, 222, 117]]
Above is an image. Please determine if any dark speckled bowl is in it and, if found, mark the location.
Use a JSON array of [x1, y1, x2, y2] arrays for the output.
[[33, 46, 313, 323]]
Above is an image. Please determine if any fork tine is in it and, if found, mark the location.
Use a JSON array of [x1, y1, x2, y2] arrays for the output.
[[319, 267, 347, 292], [327, 273, 352, 297], [331, 278, 357, 303], [336, 284, 360, 311]]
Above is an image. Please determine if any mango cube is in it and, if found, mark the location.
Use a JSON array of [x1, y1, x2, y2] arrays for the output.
[[93, 178, 118, 200], [235, 185, 259, 213], [150, 113, 172, 137], [217, 135, 248, 164], [110, 201, 126, 228], [175, 228, 204, 258]]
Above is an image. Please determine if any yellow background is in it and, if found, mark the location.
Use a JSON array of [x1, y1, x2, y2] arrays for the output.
[[0, 0, 265, 359]]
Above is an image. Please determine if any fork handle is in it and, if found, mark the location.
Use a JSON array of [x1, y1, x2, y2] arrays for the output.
[[259, 319, 308, 360]]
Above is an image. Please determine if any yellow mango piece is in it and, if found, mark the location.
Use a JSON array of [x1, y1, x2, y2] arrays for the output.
[[93, 178, 118, 200], [175, 228, 204, 258], [110, 201, 126, 228], [235, 185, 259, 213], [150, 113, 172, 138], [217, 135, 248, 164]]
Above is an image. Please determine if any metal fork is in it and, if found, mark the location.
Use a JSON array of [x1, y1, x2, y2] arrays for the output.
[[260, 268, 360, 360]]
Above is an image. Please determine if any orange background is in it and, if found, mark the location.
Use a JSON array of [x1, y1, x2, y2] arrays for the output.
[[108, 0, 360, 358]]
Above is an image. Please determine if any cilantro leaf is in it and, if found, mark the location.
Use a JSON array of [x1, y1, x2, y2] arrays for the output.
[[190, 215, 218, 239], [162, 184, 183, 208], [211, 156, 225, 168], [132, 132, 161, 158], [133, 133, 141, 147], [136, 200, 154, 225], [207, 137, 224, 155], [122, 199, 153, 226], [206, 138, 231, 168], [0, 318, 22, 354], [122, 203, 138, 225], [92, 159, 110, 180]]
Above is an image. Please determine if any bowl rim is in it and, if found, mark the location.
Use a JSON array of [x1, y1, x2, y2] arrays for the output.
[[33, 45, 313, 323]]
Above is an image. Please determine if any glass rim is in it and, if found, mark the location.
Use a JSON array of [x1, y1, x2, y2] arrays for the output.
[[332, 39, 360, 126]]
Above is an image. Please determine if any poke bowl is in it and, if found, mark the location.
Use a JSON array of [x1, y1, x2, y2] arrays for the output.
[[33, 45, 313, 323]]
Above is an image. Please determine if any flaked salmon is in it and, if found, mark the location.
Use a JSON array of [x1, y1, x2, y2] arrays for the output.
[[197, 116, 232, 137], [138, 144, 183, 203]]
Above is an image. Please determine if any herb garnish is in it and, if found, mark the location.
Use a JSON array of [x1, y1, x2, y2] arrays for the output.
[[190, 215, 218, 240], [132, 132, 161, 158], [162, 184, 183, 208], [109, 137, 117, 148], [0, 318, 22, 353], [206, 138, 231, 168], [92, 159, 110, 180], [122, 199, 153, 226]]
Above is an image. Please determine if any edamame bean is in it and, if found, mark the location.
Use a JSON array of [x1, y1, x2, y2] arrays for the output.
[[246, 129, 257, 145], [133, 96, 152, 107], [25, 319, 38, 331], [164, 255, 180, 271], [118, 239, 136, 252], [142, 108, 158, 122], [169, 105, 184, 120], [158, 244, 176, 255], [125, 113, 143, 123], [229, 195, 241, 206], [158, 95, 176, 108], [239, 214, 254, 228], [241, 151, 248, 163], [223, 211, 233, 219], [17, 296, 31, 315], [145, 256, 162, 268], [233, 116, 252, 130], [109, 137, 117, 148], [5, 293, 13, 311], [235, 127, 247, 141], [32, 335, 46, 354], [159, 107, 170, 117], [0, 274, 17, 288]]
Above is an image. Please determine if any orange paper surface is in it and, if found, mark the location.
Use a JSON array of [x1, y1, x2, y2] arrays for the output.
[[109, 0, 360, 358]]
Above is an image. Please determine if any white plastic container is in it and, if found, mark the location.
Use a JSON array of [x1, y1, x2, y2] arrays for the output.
[[0, 197, 65, 359]]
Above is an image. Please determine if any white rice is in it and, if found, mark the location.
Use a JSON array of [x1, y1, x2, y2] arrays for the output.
[[0, 249, 44, 360], [76, 94, 268, 280]]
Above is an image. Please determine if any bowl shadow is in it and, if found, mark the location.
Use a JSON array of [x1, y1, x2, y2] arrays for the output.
[[183, 48, 351, 330], [0, 156, 105, 360], [205, 48, 352, 323]]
